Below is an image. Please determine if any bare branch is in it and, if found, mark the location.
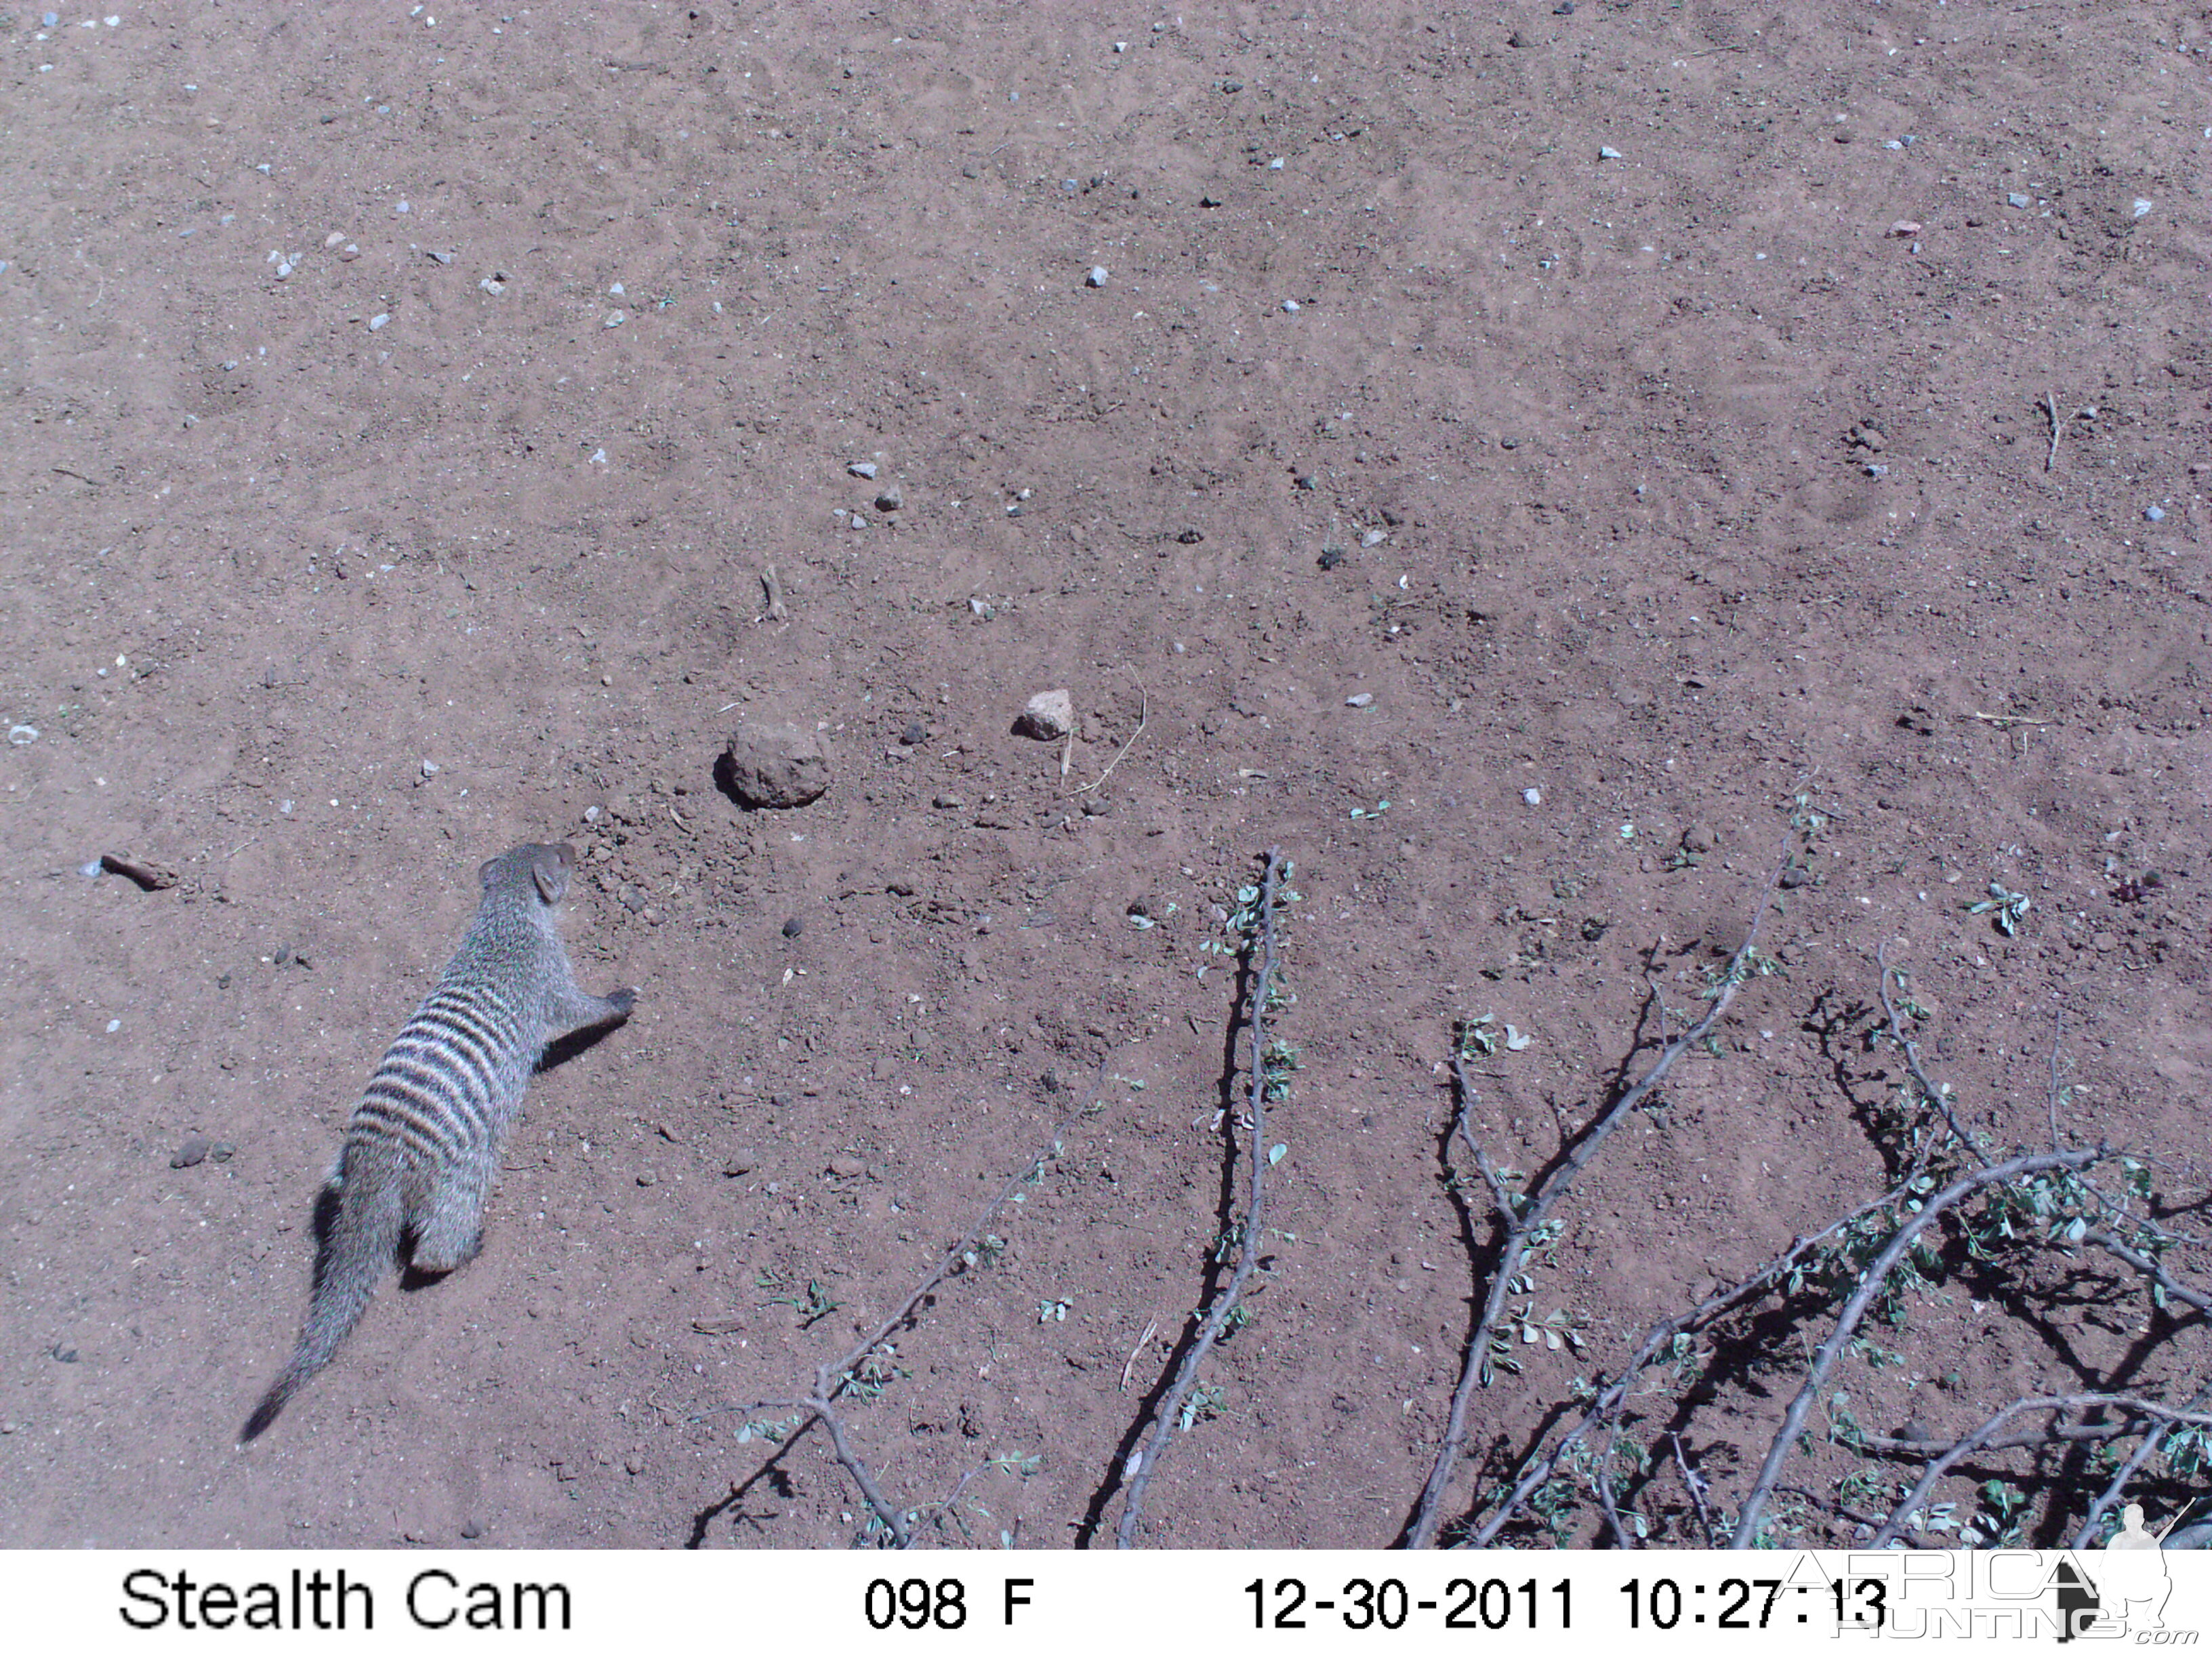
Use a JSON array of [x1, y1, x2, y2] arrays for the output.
[[1877, 941, 1989, 1167], [1116, 848, 1286, 1548], [1410, 850, 1790, 1549]]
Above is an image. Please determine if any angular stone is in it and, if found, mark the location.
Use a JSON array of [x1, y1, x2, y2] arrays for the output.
[[722, 719, 831, 808]]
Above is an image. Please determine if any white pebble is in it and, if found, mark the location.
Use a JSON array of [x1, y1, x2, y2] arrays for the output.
[[324, 231, 344, 247], [478, 276, 505, 295], [106, 1019, 121, 1033], [1345, 692, 1374, 708], [394, 200, 409, 213], [1599, 146, 1622, 160], [848, 460, 878, 479], [604, 310, 625, 327], [9, 723, 39, 745], [367, 312, 389, 330], [2133, 198, 2153, 218], [1086, 266, 1109, 287], [609, 282, 625, 295], [1360, 528, 1387, 547], [1282, 299, 1299, 312], [1269, 157, 1284, 169], [1522, 787, 1542, 806]]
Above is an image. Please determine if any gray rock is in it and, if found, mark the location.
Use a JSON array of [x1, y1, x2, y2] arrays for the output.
[[722, 719, 832, 808], [1016, 689, 1075, 739], [848, 459, 878, 480], [1086, 266, 1109, 288], [2007, 192, 2031, 209], [874, 483, 903, 512], [171, 1135, 211, 1169]]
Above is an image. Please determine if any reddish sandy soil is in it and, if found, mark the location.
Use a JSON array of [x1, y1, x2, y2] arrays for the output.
[[2, 2, 2209, 1551]]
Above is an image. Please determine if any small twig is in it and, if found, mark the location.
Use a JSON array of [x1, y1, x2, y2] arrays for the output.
[[2043, 390, 2062, 472], [758, 563, 788, 624], [52, 465, 101, 487], [2047, 1010, 2067, 1147], [1120, 1317, 1159, 1392], [1868, 1393, 2212, 1549], [2070, 1382, 2212, 1550], [2083, 1228, 2212, 1319], [1877, 943, 1989, 1167], [1410, 852, 1790, 1549], [1592, 1437, 1639, 1549], [1964, 711, 2049, 729], [1116, 848, 1284, 1548], [99, 851, 179, 891], [1671, 1433, 1716, 1548], [1732, 1146, 2105, 1547], [1070, 668, 1146, 796]]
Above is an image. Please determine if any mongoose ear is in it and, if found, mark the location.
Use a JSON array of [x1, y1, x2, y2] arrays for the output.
[[533, 845, 571, 904], [478, 855, 504, 889]]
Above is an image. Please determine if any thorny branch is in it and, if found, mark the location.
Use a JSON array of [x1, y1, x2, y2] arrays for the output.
[[1408, 851, 1790, 1549], [1115, 847, 1286, 1549], [1864, 1393, 2212, 1549], [709, 1124, 1074, 1548], [1730, 1147, 2106, 1548]]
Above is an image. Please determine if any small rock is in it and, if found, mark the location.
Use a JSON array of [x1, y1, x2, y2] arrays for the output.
[[827, 1155, 865, 1179], [171, 1135, 211, 1169], [1086, 266, 1109, 287], [1507, 28, 1534, 47], [459, 1519, 483, 1540], [848, 459, 878, 479], [933, 794, 966, 811], [721, 718, 832, 808], [874, 483, 903, 512], [1317, 547, 1345, 571], [2145, 506, 2166, 523], [338, 243, 360, 262], [52, 1345, 78, 1364], [420, 759, 440, 778], [1887, 220, 1921, 237], [636, 1170, 657, 1187], [1683, 823, 1717, 853], [1345, 692, 1374, 708], [1522, 787, 1542, 806], [1360, 528, 1387, 547], [781, 916, 804, 938], [324, 231, 345, 248], [210, 1142, 235, 1163], [2133, 198, 2153, 219], [2007, 192, 2031, 209], [723, 1153, 757, 1177], [1598, 145, 1622, 161], [1282, 299, 1300, 312], [367, 312, 390, 331], [1015, 689, 1075, 739], [2093, 931, 2118, 953], [899, 720, 928, 746]]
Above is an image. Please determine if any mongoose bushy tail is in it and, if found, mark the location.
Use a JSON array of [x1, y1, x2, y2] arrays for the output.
[[241, 842, 634, 1443]]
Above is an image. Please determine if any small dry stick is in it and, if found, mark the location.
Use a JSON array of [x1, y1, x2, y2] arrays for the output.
[[1965, 711, 2049, 729], [1408, 852, 1790, 1549], [2044, 390, 2062, 472], [759, 563, 788, 624], [1867, 1393, 2212, 1549], [100, 851, 179, 890], [1071, 669, 1147, 796], [1120, 1317, 1159, 1392], [1731, 1145, 2105, 1547], [1671, 1433, 1717, 1548], [1115, 847, 1285, 1549]]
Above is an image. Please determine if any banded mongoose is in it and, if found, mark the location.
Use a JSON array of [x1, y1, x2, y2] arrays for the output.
[[241, 842, 634, 1442]]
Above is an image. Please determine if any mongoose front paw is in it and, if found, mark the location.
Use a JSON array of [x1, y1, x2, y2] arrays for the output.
[[606, 987, 638, 1018]]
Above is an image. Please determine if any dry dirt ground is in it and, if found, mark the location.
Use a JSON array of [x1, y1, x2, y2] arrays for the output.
[[2, 1, 2209, 1551]]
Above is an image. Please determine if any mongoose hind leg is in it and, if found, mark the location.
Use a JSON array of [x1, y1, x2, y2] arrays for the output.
[[410, 1166, 490, 1275]]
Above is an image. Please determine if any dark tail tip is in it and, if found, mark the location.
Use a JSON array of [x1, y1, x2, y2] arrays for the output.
[[240, 1380, 291, 1444]]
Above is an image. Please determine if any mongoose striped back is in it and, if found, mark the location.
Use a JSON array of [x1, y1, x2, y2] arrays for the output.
[[241, 842, 634, 1442]]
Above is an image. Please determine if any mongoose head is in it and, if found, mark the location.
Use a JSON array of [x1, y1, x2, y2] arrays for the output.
[[478, 842, 575, 906]]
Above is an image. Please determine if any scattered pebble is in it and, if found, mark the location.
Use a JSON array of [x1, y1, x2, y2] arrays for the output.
[[367, 312, 389, 331], [1522, 787, 1542, 806], [324, 231, 345, 248], [722, 1153, 756, 1178], [2145, 506, 2165, 522], [874, 483, 903, 512], [848, 459, 878, 479], [781, 916, 804, 938], [636, 1170, 657, 1187], [899, 721, 927, 745], [1016, 688, 1074, 739], [604, 310, 625, 327], [1598, 146, 1622, 161], [1282, 299, 1300, 312], [1268, 157, 1284, 170], [827, 1155, 865, 1179], [1345, 692, 1374, 708], [1887, 220, 1921, 237], [2133, 198, 2154, 219], [1317, 547, 1345, 570], [7, 724, 37, 745], [2007, 192, 2030, 209], [337, 243, 359, 262], [1360, 528, 1387, 548], [1085, 266, 1109, 287], [171, 1136, 212, 1170]]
